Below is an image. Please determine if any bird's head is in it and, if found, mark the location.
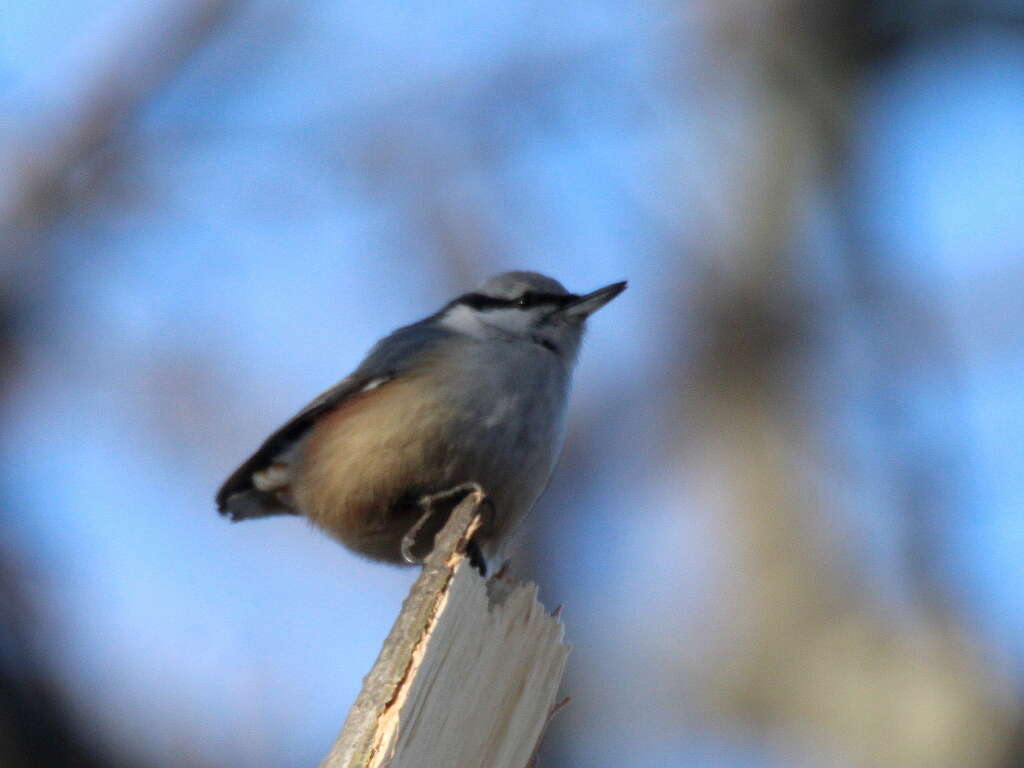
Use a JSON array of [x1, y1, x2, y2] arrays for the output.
[[441, 271, 627, 361]]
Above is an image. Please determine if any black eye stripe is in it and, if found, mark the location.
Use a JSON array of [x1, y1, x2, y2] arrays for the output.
[[456, 293, 513, 310], [455, 291, 579, 311]]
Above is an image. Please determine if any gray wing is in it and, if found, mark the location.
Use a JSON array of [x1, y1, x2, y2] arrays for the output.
[[215, 319, 454, 520]]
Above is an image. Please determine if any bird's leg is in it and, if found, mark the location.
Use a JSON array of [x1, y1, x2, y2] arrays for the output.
[[401, 482, 487, 566]]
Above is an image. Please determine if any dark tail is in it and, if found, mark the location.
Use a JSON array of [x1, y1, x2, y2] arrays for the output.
[[218, 489, 295, 521]]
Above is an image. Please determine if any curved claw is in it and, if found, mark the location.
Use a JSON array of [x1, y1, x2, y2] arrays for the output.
[[401, 507, 434, 564]]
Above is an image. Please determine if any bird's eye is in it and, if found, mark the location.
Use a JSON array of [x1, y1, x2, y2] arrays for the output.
[[516, 294, 530, 307]]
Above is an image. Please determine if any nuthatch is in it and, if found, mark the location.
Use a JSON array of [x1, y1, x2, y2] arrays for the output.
[[216, 271, 626, 572]]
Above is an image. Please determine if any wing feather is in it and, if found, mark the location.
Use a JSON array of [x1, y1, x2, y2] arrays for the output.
[[215, 318, 456, 518], [215, 375, 371, 514]]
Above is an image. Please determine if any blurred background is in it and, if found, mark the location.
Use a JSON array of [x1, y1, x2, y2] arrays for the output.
[[2, 0, 1023, 766]]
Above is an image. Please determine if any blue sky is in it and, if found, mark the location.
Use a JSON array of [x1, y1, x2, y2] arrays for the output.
[[3, 2, 1023, 766]]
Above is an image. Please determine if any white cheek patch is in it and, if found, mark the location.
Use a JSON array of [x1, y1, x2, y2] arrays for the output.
[[484, 308, 535, 334], [441, 304, 536, 338], [441, 304, 488, 338]]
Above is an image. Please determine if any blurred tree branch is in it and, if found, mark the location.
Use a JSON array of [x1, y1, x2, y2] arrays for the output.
[[675, 0, 1020, 765], [0, 0, 238, 261], [0, 543, 153, 768], [0, 4, 237, 765]]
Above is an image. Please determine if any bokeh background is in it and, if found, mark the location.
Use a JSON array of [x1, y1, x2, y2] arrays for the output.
[[2, 1, 1023, 766]]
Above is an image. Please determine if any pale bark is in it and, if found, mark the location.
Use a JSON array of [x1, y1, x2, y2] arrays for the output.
[[321, 490, 569, 768]]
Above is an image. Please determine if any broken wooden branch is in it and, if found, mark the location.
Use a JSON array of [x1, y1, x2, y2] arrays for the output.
[[321, 489, 569, 768]]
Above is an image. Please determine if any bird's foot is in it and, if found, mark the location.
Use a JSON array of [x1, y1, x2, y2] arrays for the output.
[[417, 482, 484, 511], [401, 482, 489, 569]]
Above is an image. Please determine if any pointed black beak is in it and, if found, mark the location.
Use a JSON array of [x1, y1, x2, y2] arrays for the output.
[[562, 280, 628, 318]]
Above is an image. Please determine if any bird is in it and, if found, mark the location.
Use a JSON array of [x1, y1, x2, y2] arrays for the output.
[[216, 271, 626, 573]]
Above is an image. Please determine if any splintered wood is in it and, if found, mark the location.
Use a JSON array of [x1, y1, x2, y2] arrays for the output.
[[320, 490, 569, 768]]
